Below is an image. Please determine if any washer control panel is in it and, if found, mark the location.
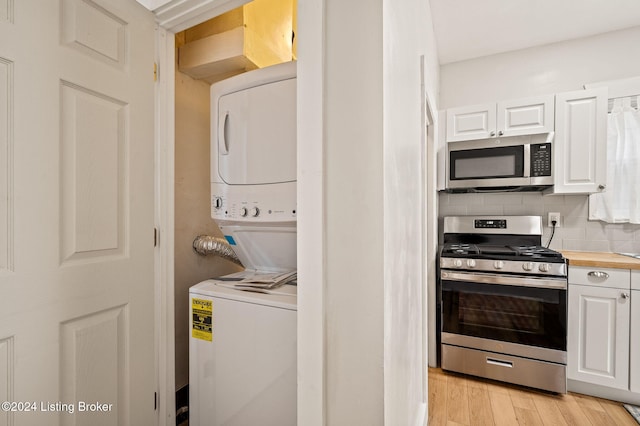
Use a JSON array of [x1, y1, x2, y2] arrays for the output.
[[211, 182, 296, 222]]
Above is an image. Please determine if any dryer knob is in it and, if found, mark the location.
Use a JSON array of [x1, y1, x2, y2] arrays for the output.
[[213, 197, 223, 209], [240, 207, 248, 217], [250, 207, 260, 217]]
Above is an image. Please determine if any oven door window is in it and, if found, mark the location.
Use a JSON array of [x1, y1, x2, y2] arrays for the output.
[[442, 279, 566, 351], [450, 145, 524, 180]]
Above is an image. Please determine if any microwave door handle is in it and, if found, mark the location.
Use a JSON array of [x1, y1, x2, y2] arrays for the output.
[[523, 144, 530, 178]]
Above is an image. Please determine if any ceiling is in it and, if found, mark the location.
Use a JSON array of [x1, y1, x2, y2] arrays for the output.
[[430, 0, 640, 64]]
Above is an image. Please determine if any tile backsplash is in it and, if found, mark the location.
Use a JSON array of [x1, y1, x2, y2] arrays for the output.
[[438, 192, 640, 253]]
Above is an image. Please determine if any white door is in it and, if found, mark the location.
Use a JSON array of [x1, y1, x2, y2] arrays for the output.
[[0, 1, 156, 425]]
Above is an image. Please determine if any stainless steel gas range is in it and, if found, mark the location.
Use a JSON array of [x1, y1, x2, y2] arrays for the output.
[[439, 216, 567, 393]]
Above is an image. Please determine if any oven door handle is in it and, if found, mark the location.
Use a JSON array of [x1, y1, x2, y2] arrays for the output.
[[441, 271, 567, 290]]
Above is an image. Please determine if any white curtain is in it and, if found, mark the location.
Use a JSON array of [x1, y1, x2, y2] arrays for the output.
[[589, 96, 640, 224]]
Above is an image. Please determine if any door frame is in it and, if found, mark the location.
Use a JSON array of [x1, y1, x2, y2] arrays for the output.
[[155, 24, 177, 426]]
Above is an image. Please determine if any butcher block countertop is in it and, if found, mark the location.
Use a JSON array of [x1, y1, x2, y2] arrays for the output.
[[561, 251, 640, 270]]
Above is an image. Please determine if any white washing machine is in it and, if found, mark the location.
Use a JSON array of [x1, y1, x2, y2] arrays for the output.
[[190, 61, 298, 426], [189, 277, 296, 426]]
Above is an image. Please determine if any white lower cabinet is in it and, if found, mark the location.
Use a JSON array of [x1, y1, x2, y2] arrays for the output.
[[568, 266, 631, 390], [631, 270, 640, 393]]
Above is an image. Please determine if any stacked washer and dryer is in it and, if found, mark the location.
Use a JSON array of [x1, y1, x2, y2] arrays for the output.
[[189, 61, 297, 426]]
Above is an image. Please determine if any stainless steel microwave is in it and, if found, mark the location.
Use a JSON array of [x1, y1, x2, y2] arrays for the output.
[[446, 133, 554, 191]]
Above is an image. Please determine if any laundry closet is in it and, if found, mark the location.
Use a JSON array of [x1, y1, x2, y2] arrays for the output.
[[172, 0, 297, 421]]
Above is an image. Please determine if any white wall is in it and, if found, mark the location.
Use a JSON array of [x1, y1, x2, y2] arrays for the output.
[[382, 0, 437, 424], [322, 1, 385, 423], [297, 0, 438, 424], [439, 192, 640, 253], [438, 26, 640, 252], [441, 26, 640, 108]]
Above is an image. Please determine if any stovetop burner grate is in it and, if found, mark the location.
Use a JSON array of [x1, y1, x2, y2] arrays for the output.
[[441, 243, 564, 261]]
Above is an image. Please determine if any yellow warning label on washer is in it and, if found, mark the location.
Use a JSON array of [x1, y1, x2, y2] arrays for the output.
[[192, 298, 213, 341]]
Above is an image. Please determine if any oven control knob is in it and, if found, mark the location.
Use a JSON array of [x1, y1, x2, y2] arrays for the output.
[[453, 259, 463, 268], [494, 260, 504, 270], [539, 263, 550, 273], [466, 259, 476, 268], [522, 262, 534, 271]]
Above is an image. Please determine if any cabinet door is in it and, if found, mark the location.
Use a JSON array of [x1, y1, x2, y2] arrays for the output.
[[497, 95, 554, 137], [553, 87, 607, 194], [446, 103, 495, 142], [568, 284, 630, 389], [631, 290, 640, 393]]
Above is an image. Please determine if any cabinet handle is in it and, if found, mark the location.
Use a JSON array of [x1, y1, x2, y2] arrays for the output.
[[598, 184, 606, 191], [498, 130, 504, 136], [587, 271, 609, 279], [621, 292, 629, 299], [490, 131, 496, 137]]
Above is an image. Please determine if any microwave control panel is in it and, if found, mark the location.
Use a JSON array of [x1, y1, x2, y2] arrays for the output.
[[531, 143, 552, 177]]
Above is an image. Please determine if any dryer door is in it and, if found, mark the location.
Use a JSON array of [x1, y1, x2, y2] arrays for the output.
[[217, 78, 296, 185]]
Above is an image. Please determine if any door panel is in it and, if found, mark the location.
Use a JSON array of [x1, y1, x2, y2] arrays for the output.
[[0, 1, 156, 425]]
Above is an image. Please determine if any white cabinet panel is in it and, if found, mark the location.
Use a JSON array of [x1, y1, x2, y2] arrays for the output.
[[446, 103, 495, 142], [632, 290, 640, 393], [632, 270, 640, 291], [553, 87, 607, 194], [568, 266, 630, 290], [568, 284, 630, 389], [497, 95, 554, 137], [446, 96, 554, 142]]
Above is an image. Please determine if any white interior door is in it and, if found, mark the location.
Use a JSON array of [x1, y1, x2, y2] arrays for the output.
[[0, 1, 156, 425]]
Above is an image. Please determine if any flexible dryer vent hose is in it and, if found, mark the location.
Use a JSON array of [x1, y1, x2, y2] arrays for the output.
[[192, 235, 243, 266]]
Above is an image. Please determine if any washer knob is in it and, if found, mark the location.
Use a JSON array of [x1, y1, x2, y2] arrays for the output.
[[539, 263, 550, 273], [250, 207, 260, 217], [522, 262, 534, 271], [494, 260, 504, 270], [466, 259, 476, 268], [240, 207, 248, 217]]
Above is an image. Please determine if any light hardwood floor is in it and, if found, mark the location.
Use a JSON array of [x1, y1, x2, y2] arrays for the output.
[[428, 368, 638, 426]]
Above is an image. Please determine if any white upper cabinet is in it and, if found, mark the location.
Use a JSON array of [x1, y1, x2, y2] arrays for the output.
[[552, 87, 607, 194], [446, 95, 554, 142], [446, 103, 496, 141]]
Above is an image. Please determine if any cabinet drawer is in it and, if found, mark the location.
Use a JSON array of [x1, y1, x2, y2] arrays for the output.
[[633, 270, 640, 291], [568, 266, 630, 289]]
